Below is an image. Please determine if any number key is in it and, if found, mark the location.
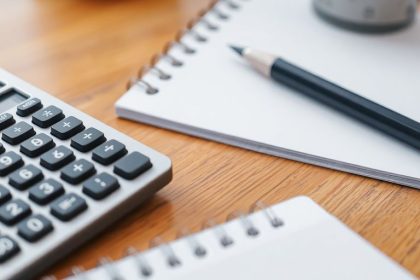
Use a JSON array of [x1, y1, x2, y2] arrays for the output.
[[20, 133, 55, 158], [40, 145, 75, 171], [0, 235, 20, 263], [29, 179, 64, 205], [0, 151, 24, 176], [9, 164, 44, 190], [17, 214, 53, 242], [0, 185, 11, 205], [0, 199, 31, 225]]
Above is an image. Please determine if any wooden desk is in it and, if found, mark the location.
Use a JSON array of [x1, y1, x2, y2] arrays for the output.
[[0, 0, 419, 278]]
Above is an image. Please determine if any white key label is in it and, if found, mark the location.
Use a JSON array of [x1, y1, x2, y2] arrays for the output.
[[19, 169, 33, 179], [0, 156, 12, 166]]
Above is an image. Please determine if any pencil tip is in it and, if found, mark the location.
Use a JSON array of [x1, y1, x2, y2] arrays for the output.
[[229, 45, 244, 56]]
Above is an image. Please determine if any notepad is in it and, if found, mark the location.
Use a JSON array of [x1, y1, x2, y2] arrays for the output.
[[116, 0, 420, 188], [66, 196, 415, 279]]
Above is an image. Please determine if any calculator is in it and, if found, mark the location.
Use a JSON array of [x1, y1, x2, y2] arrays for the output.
[[0, 69, 172, 280]]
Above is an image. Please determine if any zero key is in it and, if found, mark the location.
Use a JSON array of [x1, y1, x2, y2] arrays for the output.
[[0, 235, 20, 263], [113, 152, 152, 180]]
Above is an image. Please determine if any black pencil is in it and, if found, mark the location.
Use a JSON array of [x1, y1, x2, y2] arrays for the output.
[[230, 45, 420, 150]]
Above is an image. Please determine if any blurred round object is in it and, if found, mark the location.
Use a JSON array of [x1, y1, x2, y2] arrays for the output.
[[313, 0, 417, 32]]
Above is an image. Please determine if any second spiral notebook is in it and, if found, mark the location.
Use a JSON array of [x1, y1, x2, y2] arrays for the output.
[[66, 196, 414, 279], [116, 0, 420, 188]]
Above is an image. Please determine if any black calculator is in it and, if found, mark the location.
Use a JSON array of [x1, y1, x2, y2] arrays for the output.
[[0, 69, 172, 280]]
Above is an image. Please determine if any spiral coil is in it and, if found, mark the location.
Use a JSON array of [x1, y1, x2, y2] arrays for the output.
[[64, 200, 284, 279], [126, 0, 249, 94]]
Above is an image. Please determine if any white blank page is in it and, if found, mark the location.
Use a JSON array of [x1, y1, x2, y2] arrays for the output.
[[116, 0, 420, 187]]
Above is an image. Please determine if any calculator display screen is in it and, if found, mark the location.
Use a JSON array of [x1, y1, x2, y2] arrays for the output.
[[0, 89, 28, 113]]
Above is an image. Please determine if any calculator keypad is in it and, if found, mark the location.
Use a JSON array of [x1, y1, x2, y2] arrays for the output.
[[0, 71, 171, 280]]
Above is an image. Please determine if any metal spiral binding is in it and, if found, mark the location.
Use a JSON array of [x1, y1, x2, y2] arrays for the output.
[[177, 228, 207, 257], [61, 200, 284, 279], [98, 257, 124, 280], [227, 210, 260, 237], [150, 236, 182, 267], [70, 266, 88, 280], [250, 201, 284, 228], [203, 218, 235, 247], [126, 247, 153, 277], [127, 0, 247, 93]]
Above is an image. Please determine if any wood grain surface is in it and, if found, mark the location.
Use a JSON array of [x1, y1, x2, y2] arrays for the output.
[[0, 0, 419, 278]]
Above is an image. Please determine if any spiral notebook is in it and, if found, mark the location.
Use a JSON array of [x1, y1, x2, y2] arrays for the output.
[[66, 196, 414, 279], [115, 0, 420, 189]]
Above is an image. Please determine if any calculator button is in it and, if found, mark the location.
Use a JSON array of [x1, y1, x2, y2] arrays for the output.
[[32, 105, 65, 128], [2, 121, 36, 145], [0, 185, 12, 205], [0, 142, 4, 154], [83, 173, 120, 200], [9, 164, 44, 190], [51, 116, 84, 140], [16, 98, 43, 117], [20, 133, 55, 157], [61, 159, 96, 185], [40, 145, 75, 171], [114, 152, 152, 180], [29, 179, 64, 205], [0, 151, 24, 176], [17, 214, 53, 242], [0, 199, 32, 225], [50, 193, 87, 221], [92, 139, 127, 165], [71, 127, 106, 152], [0, 235, 20, 263], [0, 113, 15, 130]]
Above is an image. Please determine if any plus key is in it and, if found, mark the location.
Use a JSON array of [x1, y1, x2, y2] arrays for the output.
[[61, 159, 96, 184], [51, 116, 84, 140], [71, 127, 106, 152]]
